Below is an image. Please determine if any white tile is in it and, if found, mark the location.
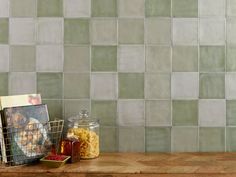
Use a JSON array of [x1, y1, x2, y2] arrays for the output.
[[91, 73, 117, 100], [9, 72, 36, 95], [199, 100, 226, 126], [199, 0, 226, 17], [91, 19, 117, 45], [173, 18, 198, 45], [118, 100, 144, 126], [118, 45, 145, 72], [171, 72, 199, 99], [37, 18, 63, 44], [64, 0, 90, 17], [227, 18, 236, 44], [9, 18, 35, 45], [226, 73, 236, 99], [200, 18, 225, 45], [227, 0, 236, 16], [0, 0, 9, 17], [0, 45, 9, 72], [118, 0, 144, 17], [36, 45, 63, 72]]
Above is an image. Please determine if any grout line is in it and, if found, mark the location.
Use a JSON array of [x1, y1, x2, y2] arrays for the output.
[[197, 0, 200, 152], [224, 0, 227, 152], [170, 0, 173, 153]]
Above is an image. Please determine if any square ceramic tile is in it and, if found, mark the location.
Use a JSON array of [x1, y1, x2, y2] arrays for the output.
[[199, 73, 225, 99], [227, 0, 236, 16], [227, 100, 236, 125], [9, 72, 36, 95], [145, 100, 171, 126], [64, 19, 90, 44], [36, 45, 63, 72], [199, 100, 226, 126], [0, 73, 8, 96], [91, 73, 117, 100], [0, 0, 9, 17], [118, 100, 144, 126], [172, 46, 198, 72], [200, 18, 225, 45], [118, 45, 145, 72], [199, 46, 225, 72], [0, 45, 9, 72], [145, 0, 171, 17], [119, 0, 144, 17], [227, 18, 236, 44], [118, 19, 144, 44], [37, 73, 63, 99], [43, 99, 63, 120], [64, 46, 90, 72], [199, 127, 225, 152], [64, 99, 90, 118], [37, 0, 63, 17], [37, 18, 63, 44], [91, 19, 117, 45], [146, 46, 171, 72], [9, 18, 35, 45], [172, 100, 198, 126], [0, 18, 8, 44], [226, 127, 236, 151], [226, 73, 236, 99], [199, 0, 226, 17], [10, 0, 36, 17], [227, 46, 236, 71], [100, 126, 118, 152], [119, 126, 145, 152], [172, 127, 198, 152], [92, 46, 117, 72], [173, 18, 198, 45], [146, 127, 171, 152], [91, 0, 117, 17], [64, 0, 90, 17], [145, 18, 171, 45], [91, 101, 117, 126], [171, 72, 198, 99], [145, 73, 170, 99], [172, 0, 198, 17], [64, 73, 90, 99], [119, 73, 144, 99], [10, 46, 36, 72]]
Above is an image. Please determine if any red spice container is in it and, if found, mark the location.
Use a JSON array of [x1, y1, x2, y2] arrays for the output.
[[60, 138, 80, 163]]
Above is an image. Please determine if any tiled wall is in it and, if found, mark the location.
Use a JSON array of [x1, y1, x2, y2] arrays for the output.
[[1, 0, 236, 152]]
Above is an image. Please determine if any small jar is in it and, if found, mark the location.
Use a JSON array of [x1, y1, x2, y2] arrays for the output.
[[66, 110, 99, 159], [60, 138, 80, 163]]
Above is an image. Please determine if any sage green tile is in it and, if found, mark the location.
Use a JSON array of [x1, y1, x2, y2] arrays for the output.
[[64, 46, 90, 72], [146, 127, 171, 152], [91, 101, 117, 126], [200, 46, 225, 72], [226, 127, 236, 151], [199, 127, 225, 152], [64, 73, 90, 99], [10, 0, 36, 17], [172, 100, 198, 126], [92, 46, 117, 71], [227, 46, 236, 71], [118, 19, 144, 44], [226, 100, 236, 126], [100, 126, 118, 152], [200, 73, 225, 99], [118, 73, 144, 99], [91, 0, 117, 17], [64, 99, 90, 118], [172, 0, 198, 17], [37, 0, 63, 17], [172, 46, 198, 72], [10, 46, 36, 72], [145, 0, 171, 17], [43, 99, 63, 120], [37, 73, 62, 99], [64, 19, 90, 44], [0, 73, 8, 96], [0, 18, 8, 44]]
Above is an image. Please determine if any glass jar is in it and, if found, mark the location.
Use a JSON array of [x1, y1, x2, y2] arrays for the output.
[[66, 110, 99, 159]]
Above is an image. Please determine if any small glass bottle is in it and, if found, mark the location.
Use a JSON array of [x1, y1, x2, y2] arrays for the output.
[[66, 110, 99, 159], [60, 138, 80, 163]]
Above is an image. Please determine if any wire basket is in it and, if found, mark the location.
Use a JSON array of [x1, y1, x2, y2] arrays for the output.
[[0, 120, 64, 166]]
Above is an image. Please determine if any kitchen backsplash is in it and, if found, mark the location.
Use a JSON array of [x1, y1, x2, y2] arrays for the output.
[[0, 0, 236, 152]]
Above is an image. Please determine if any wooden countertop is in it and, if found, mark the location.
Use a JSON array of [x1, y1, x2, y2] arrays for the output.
[[2, 153, 236, 176]]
